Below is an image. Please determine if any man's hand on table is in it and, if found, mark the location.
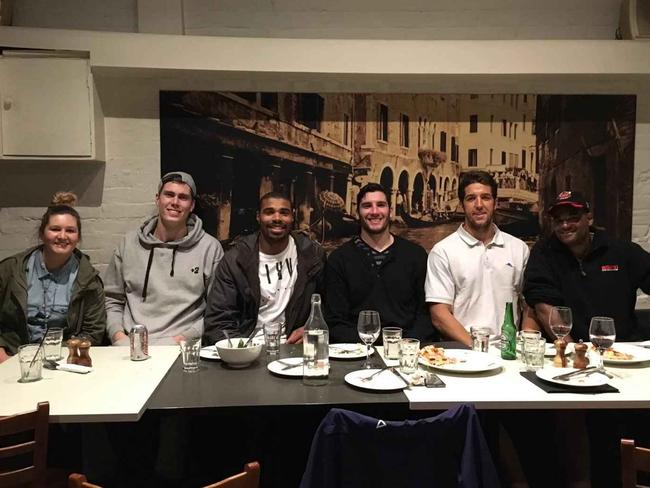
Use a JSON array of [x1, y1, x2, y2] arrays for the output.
[[287, 327, 304, 344], [0, 347, 10, 363]]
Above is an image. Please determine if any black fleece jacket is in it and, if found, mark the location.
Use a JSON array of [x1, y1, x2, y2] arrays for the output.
[[524, 230, 650, 341], [324, 235, 438, 344]]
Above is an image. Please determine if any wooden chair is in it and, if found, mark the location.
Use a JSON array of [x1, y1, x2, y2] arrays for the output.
[[621, 439, 650, 488], [67, 473, 102, 488], [0, 401, 49, 487], [203, 461, 260, 488]]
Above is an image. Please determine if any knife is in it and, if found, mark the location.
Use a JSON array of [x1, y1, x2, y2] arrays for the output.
[[552, 366, 597, 381]]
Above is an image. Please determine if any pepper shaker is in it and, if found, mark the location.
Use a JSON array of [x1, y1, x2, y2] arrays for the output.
[[573, 340, 590, 369], [553, 339, 568, 368]]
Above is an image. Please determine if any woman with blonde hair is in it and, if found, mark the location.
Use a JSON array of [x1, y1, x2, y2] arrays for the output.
[[0, 192, 106, 362]]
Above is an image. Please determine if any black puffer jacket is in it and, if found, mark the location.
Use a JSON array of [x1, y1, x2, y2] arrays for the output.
[[203, 232, 326, 344]]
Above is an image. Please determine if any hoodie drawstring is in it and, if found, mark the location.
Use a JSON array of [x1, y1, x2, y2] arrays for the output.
[[170, 246, 178, 277], [142, 248, 155, 302]]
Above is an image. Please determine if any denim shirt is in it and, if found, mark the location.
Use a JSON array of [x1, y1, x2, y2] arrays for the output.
[[26, 250, 79, 342]]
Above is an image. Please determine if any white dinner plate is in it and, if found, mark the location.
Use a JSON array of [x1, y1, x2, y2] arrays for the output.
[[588, 343, 650, 364], [344, 368, 408, 391], [419, 349, 502, 373], [200, 346, 221, 360], [267, 357, 303, 377], [329, 344, 374, 360], [535, 367, 608, 387]]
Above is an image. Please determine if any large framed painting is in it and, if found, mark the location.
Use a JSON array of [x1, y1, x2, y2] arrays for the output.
[[160, 92, 636, 252]]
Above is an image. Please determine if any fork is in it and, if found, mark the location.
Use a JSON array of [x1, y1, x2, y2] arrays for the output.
[[360, 367, 392, 382]]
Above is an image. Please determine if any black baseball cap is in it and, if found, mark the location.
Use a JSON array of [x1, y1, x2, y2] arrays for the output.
[[548, 190, 590, 215]]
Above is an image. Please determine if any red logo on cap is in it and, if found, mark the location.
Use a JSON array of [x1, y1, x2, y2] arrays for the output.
[[601, 265, 619, 272], [558, 191, 572, 200]]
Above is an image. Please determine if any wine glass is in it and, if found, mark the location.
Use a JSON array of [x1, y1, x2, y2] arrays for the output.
[[549, 306, 573, 342], [589, 316, 616, 372], [357, 310, 381, 369]]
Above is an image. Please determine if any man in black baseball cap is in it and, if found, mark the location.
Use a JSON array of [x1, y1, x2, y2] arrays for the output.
[[524, 189, 650, 486], [525, 189, 650, 342]]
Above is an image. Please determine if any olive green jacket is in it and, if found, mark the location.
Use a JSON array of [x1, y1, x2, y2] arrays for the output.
[[0, 247, 106, 355]]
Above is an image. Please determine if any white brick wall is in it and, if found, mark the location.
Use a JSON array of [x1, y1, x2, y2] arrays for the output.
[[11, 0, 623, 40], [3, 0, 650, 276]]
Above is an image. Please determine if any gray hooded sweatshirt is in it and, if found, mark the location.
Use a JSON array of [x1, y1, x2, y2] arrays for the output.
[[104, 214, 223, 344]]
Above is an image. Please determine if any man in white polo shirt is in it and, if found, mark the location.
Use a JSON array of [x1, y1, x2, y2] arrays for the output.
[[425, 170, 534, 346], [426, 170, 557, 488]]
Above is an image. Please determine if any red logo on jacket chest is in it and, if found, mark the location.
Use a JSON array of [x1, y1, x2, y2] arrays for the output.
[[601, 265, 619, 272]]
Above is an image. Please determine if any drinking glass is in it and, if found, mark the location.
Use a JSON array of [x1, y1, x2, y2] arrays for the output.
[[589, 316, 616, 371], [263, 321, 282, 355], [549, 306, 573, 341], [44, 327, 64, 361], [357, 310, 381, 369], [470, 327, 491, 353], [382, 327, 402, 360], [179, 337, 202, 373], [18, 344, 43, 383], [399, 338, 420, 374]]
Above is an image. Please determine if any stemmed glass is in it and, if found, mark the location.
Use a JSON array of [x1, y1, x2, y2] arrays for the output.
[[589, 316, 616, 372], [549, 306, 573, 342], [357, 310, 381, 369]]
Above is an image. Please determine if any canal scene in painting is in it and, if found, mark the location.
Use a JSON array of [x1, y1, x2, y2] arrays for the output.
[[161, 92, 635, 252]]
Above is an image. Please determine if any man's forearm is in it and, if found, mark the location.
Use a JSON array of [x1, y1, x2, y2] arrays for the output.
[[429, 304, 472, 346]]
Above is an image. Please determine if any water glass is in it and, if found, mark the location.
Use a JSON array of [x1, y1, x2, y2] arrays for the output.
[[470, 327, 490, 353], [399, 338, 420, 374], [382, 327, 402, 360], [44, 327, 64, 361], [518, 330, 541, 359], [523, 338, 545, 371], [18, 344, 44, 383], [264, 321, 282, 355], [179, 337, 201, 373]]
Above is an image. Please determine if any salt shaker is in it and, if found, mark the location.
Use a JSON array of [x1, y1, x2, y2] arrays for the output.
[[67, 337, 80, 365]]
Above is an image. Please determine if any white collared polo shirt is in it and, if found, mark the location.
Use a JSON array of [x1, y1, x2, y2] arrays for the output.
[[425, 224, 530, 335]]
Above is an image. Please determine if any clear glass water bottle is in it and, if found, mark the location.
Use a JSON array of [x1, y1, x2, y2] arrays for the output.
[[303, 294, 329, 386]]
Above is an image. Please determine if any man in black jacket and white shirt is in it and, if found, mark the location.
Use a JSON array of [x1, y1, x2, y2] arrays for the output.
[[204, 192, 326, 345]]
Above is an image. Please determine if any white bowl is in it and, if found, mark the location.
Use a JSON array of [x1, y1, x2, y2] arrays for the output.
[[215, 338, 263, 368]]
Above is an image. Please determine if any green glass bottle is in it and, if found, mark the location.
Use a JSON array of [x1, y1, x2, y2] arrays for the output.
[[500, 302, 517, 360]]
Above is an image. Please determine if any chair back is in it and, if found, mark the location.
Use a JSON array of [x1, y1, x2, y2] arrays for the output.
[[299, 404, 499, 488], [621, 438, 650, 488], [203, 461, 260, 488], [0, 401, 49, 488]]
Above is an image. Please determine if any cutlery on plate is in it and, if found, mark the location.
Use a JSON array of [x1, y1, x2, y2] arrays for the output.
[[360, 367, 392, 382], [278, 360, 302, 371], [552, 366, 597, 381]]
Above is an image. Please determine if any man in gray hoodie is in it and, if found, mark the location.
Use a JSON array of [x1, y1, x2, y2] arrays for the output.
[[104, 171, 224, 345]]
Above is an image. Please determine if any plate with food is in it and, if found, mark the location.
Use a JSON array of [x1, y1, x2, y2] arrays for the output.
[[199, 345, 221, 360], [418, 346, 502, 373], [329, 343, 374, 359], [589, 343, 650, 364]]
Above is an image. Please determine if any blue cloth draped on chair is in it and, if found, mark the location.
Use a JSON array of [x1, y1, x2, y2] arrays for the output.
[[299, 403, 500, 488]]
